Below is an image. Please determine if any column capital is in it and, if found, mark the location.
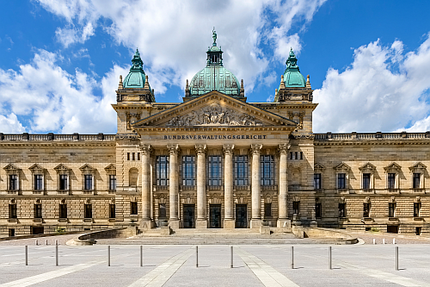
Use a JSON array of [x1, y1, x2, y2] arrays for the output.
[[223, 144, 234, 155], [167, 144, 180, 155], [140, 144, 152, 155], [250, 144, 262, 155], [195, 144, 207, 155], [278, 143, 290, 155]]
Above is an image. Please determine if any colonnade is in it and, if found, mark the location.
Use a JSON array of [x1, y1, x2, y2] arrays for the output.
[[140, 143, 289, 229]]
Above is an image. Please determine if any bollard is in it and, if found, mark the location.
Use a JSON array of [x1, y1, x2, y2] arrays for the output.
[[108, 246, 110, 267], [25, 245, 28, 266], [196, 246, 199, 268], [291, 246, 295, 269], [55, 244, 58, 266], [383, 238, 385, 245], [395, 246, 399, 271], [35, 240, 38, 246], [329, 246, 332, 270], [55, 240, 58, 246], [140, 245, 143, 267], [373, 238, 376, 245], [230, 246, 233, 268], [393, 238, 396, 245], [45, 240, 48, 245]]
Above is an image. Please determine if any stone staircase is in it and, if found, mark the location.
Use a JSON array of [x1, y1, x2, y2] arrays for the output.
[[94, 228, 326, 245]]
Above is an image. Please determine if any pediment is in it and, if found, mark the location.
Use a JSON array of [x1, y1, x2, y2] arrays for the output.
[[359, 162, 376, 172], [79, 164, 95, 172], [384, 162, 402, 172], [29, 164, 45, 172], [314, 163, 325, 171], [54, 164, 69, 171], [133, 92, 297, 129], [333, 162, 350, 171], [3, 164, 19, 171]]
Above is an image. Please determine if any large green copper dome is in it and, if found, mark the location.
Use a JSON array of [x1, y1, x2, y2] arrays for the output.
[[123, 49, 147, 89], [283, 48, 306, 88], [188, 30, 242, 98]]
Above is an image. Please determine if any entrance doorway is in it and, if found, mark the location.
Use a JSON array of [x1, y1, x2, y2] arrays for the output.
[[235, 204, 247, 228], [209, 204, 222, 228], [183, 204, 195, 228]]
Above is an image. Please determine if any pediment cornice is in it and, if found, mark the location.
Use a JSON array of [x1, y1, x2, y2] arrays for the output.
[[132, 92, 297, 130]]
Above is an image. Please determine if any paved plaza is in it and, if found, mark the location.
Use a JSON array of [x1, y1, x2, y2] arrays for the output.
[[0, 237, 430, 286]]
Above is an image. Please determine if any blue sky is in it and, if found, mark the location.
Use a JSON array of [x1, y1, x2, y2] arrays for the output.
[[1, 0, 430, 134]]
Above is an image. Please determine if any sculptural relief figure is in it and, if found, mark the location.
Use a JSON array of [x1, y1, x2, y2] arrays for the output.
[[166, 104, 262, 127]]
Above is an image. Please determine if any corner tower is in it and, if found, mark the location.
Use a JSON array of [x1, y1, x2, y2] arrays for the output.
[[185, 29, 245, 101]]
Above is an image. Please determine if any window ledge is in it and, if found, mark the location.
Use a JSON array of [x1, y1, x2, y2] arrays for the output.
[[83, 218, 93, 223], [58, 218, 68, 223], [234, 185, 250, 191], [7, 218, 17, 223], [388, 217, 399, 221], [414, 217, 424, 221]]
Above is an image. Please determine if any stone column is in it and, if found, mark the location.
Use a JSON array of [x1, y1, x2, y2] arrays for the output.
[[223, 144, 235, 228], [168, 144, 180, 229], [250, 144, 262, 228], [140, 144, 152, 229], [195, 144, 207, 228], [277, 143, 291, 229]]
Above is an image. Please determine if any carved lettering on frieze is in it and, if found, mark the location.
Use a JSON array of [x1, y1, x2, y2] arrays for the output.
[[166, 104, 262, 127]]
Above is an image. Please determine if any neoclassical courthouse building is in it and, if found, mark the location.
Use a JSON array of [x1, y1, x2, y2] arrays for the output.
[[1, 32, 429, 236]]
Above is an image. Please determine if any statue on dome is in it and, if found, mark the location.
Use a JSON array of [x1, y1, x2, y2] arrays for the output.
[[212, 27, 217, 45]]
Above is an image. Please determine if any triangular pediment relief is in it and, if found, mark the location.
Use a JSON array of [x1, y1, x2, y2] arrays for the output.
[[409, 162, 427, 172], [104, 164, 116, 173], [133, 92, 297, 129], [29, 164, 45, 172], [54, 164, 69, 172], [314, 163, 325, 171], [3, 164, 19, 171], [359, 162, 376, 172], [384, 162, 401, 172], [79, 164, 95, 173], [333, 162, 350, 171]]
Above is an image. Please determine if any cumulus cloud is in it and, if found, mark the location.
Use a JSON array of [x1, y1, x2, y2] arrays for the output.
[[313, 35, 430, 133], [36, 0, 326, 97], [0, 49, 128, 133]]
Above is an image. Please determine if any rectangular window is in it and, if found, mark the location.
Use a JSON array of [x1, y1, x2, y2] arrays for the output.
[[260, 155, 275, 186], [59, 174, 68, 190], [156, 156, 169, 186], [182, 156, 196, 186], [127, 152, 130, 161], [414, 202, 421, 217], [264, 203, 272, 217], [59, 204, 67, 218], [315, 202, 322, 218], [388, 173, 396, 189], [34, 204, 42, 218], [413, 173, 421, 189], [363, 203, 371, 218], [132, 153, 135, 161], [388, 203, 396, 217], [109, 204, 115, 219], [314, 173, 322, 190], [300, 152, 303, 160], [289, 152, 293, 160], [130, 202, 138, 215], [208, 155, 222, 186], [137, 153, 140, 161], [234, 155, 249, 186], [337, 173, 346, 189], [84, 175, 93, 191], [9, 175, 18, 191], [84, 204, 92, 218], [34, 175, 43, 190], [338, 203, 346, 218], [159, 203, 166, 218], [109, 175, 116, 191], [293, 201, 300, 215], [362, 173, 371, 190], [9, 204, 17, 219]]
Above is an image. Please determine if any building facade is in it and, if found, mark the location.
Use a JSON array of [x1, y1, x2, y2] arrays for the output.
[[0, 32, 429, 236]]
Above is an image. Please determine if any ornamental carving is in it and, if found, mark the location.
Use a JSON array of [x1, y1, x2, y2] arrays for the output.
[[166, 104, 262, 127], [126, 112, 141, 130], [223, 144, 234, 155], [167, 144, 180, 155]]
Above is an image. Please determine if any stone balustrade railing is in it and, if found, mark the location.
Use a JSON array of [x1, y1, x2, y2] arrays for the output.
[[0, 133, 116, 141], [314, 131, 430, 141]]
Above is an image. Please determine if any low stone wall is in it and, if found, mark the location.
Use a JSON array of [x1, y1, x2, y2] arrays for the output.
[[67, 226, 138, 246], [292, 226, 358, 244]]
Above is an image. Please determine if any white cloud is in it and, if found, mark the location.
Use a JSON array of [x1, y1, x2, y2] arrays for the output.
[[313, 35, 430, 132], [36, 0, 326, 97], [0, 49, 128, 133]]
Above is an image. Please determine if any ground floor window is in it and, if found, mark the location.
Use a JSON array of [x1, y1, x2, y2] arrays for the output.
[[159, 203, 166, 218], [338, 203, 346, 218], [84, 204, 92, 218], [9, 204, 17, 219], [293, 201, 300, 215], [34, 204, 42, 218], [59, 204, 67, 218], [264, 203, 272, 217], [130, 202, 138, 215], [315, 202, 322, 218], [109, 204, 115, 218]]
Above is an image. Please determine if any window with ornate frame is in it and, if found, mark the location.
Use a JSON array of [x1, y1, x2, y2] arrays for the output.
[[359, 162, 376, 191], [384, 162, 401, 190], [4, 164, 20, 192], [29, 164, 45, 192], [260, 155, 275, 186], [80, 164, 96, 192], [409, 162, 427, 189], [105, 164, 116, 192], [388, 201, 396, 218], [314, 163, 325, 190], [54, 164, 70, 192], [333, 163, 350, 190]]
